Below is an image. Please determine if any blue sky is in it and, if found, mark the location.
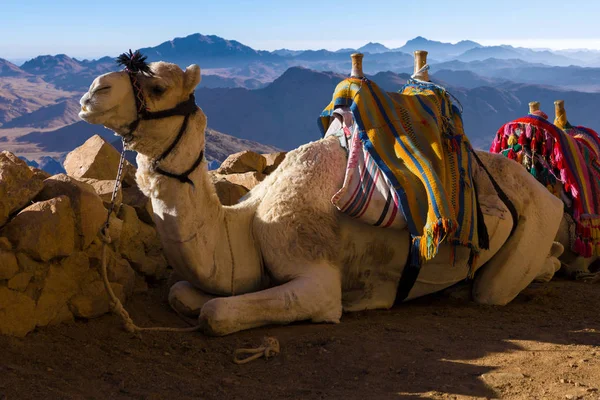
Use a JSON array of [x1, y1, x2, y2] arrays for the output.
[[2, 0, 600, 61]]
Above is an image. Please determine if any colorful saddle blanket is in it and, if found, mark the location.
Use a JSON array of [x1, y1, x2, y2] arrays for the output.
[[319, 78, 487, 267], [490, 115, 600, 257]]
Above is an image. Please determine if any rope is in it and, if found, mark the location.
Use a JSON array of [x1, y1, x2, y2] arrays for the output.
[[98, 138, 202, 334], [233, 336, 280, 364], [411, 63, 430, 81]]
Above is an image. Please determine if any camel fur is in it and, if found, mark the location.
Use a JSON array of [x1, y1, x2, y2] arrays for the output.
[[79, 60, 565, 336]]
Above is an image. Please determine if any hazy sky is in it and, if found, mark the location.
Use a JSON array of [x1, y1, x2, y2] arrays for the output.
[[2, 0, 600, 61]]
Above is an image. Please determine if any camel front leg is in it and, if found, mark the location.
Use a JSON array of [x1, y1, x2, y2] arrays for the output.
[[199, 263, 342, 336]]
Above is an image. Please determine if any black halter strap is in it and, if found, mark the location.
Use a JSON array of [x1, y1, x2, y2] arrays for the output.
[[124, 69, 204, 186]]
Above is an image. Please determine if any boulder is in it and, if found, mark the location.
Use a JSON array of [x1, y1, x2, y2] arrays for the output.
[[8, 272, 33, 291], [69, 281, 125, 319], [36, 174, 107, 250], [107, 257, 136, 296], [117, 204, 167, 278], [122, 186, 154, 225], [222, 171, 265, 191], [263, 152, 286, 174], [16, 253, 49, 300], [34, 252, 89, 327], [0, 151, 45, 228], [0, 237, 11, 251], [1, 196, 76, 262], [63, 135, 136, 187], [0, 287, 37, 337], [81, 178, 122, 209], [217, 151, 266, 175], [213, 178, 249, 205], [0, 250, 19, 280]]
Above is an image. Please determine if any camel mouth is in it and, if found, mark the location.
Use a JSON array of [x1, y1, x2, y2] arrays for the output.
[[78, 105, 117, 124]]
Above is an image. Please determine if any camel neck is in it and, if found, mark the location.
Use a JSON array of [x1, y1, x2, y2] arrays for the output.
[[135, 113, 222, 241]]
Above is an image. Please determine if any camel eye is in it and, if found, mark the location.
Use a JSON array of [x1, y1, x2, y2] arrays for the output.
[[151, 86, 166, 96]]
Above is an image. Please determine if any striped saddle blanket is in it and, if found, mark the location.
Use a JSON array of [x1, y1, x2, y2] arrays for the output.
[[490, 115, 600, 257], [319, 78, 487, 267]]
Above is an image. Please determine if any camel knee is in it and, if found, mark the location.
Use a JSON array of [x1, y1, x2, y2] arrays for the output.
[[168, 281, 215, 318]]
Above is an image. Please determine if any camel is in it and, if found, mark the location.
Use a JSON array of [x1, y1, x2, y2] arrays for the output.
[[78, 50, 564, 336], [494, 100, 600, 280]]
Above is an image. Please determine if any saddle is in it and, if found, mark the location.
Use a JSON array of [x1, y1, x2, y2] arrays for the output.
[[319, 77, 490, 270], [490, 115, 600, 257]]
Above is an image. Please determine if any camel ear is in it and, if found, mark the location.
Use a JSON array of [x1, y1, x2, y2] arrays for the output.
[[183, 64, 201, 93]]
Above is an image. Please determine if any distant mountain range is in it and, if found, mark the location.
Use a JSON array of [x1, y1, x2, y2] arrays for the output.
[[13, 120, 279, 163], [2, 32, 600, 172], [194, 67, 600, 150]]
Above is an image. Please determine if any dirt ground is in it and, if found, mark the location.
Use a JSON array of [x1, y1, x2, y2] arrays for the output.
[[1, 277, 599, 400]]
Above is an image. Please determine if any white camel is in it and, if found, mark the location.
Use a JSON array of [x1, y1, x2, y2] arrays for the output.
[[79, 51, 564, 336]]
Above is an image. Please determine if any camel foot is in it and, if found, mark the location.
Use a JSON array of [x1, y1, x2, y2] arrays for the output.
[[168, 281, 216, 318], [534, 242, 563, 283]]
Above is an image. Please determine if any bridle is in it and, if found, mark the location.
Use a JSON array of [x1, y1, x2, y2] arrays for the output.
[[117, 49, 204, 186]]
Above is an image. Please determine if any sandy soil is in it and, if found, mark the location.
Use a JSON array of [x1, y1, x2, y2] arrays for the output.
[[1, 277, 599, 400]]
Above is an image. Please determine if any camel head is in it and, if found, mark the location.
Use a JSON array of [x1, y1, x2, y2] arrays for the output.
[[79, 54, 205, 156]]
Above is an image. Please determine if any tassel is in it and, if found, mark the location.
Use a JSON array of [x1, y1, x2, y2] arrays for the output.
[[491, 140, 501, 153], [518, 133, 527, 145], [596, 243, 600, 256], [517, 151, 524, 163], [530, 163, 538, 178], [541, 140, 547, 156], [508, 149, 517, 160], [501, 135, 508, 150], [508, 134, 518, 147], [574, 238, 583, 255]]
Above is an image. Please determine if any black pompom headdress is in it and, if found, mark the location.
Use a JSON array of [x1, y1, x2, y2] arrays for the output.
[[116, 49, 153, 76]]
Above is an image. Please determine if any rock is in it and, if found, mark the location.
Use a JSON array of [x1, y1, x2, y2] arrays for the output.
[[133, 274, 148, 294], [0, 237, 11, 251], [122, 186, 154, 225], [118, 205, 144, 260], [0, 250, 18, 280], [63, 135, 136, 188], [222, 171, 265, 191], [81, 178, 122, 209], [7, 272, 32, 291], [263, 152, 286, 175], [35, 252, 89, 327], [0, 287, 37, 337], [36, 174, 107, 250], [480, 372, 524, 388], [30, 167, 51, 180], [116, 204, 166, 278], [217, 151, 266, 175], [16, 253, 49, 300], [213, 178, 249, 206], [69, 281, 125, 319], [0, 151, 45, 228], [107, 257, 136, 296], [1, 196, 76, 262]]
